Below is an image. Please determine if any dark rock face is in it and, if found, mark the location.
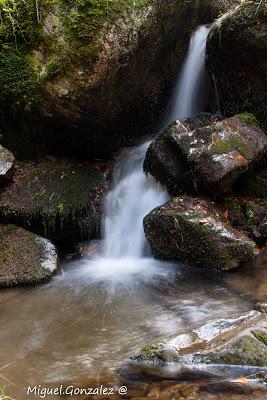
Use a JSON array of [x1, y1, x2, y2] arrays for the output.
[[0, 158, 110, 246], [207, 1, 267, 131], [1, 1, 239, 158], [0, 144, 15, 185], [144, 196, 255, 270], [0, 225, 58, 286], [144, 114, 267, 197], [223, 197, 267, 243]]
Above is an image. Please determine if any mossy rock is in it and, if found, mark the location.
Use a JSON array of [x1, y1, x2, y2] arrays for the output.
[[144, 114, 267, 197], [0, 224, 58, 287], [0, 157, 110, 246], [200, 335, 267, 366], [144, 195, 256, 270]]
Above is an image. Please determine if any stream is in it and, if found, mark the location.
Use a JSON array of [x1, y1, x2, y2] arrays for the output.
[[1, 25, 267, 399]]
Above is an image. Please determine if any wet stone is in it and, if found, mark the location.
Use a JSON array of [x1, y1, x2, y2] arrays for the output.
[[0, 144, 15, 185]]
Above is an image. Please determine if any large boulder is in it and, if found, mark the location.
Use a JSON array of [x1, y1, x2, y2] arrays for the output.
[[143, 196, 255, 270], [0, 0, 239, 158], [207, 0, 267, 131], [0, 158, 110, 246], [144, 114, 267, 197], [0, 224, 58, 286], [0, 144, 15, 185], [133, 308, 267, 366]]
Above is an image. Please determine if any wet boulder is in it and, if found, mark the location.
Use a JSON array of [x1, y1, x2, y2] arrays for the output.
[[0, 144, 15, 185], [143, 196, 255, 270], [0, 224, 58, 286], [144, 114, 267, 197], [0, 158, 110, 246], [133, 309, 267, 366], [207, 0, 267, 131], [223, 197, 267, 244], [144, 113, 213, 195]]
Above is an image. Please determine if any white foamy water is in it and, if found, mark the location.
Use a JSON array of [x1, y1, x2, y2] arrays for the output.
[[167, 24, 211, 122], [102, 142, 168, 258]]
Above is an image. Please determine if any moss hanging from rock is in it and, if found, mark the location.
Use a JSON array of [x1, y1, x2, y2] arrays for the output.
[[0, 157, 110, 245]]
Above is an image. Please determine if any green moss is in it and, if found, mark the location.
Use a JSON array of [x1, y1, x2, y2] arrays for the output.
[[202, 336, 267, 366], [212, 133, 250, 157], [141, 343, 163, 352], [0, 0, 151, 102], [0, 46, 37, 102], [3, 224, 16, 234], [238, 112, 258, 125], [252, 331, 267, 346]]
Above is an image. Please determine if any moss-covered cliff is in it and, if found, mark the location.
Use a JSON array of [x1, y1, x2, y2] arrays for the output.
[[0, 0, 239, 158]]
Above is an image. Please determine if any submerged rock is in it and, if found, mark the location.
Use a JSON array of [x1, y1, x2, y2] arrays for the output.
[[207, 0, 267, 131], [133, 309, 267, 366], [144, 114, 267, 197], [0, 158, 110, 245], [143, 196, 255, 270], [0, 224, 58, 286], [0, 144, 15, 184]]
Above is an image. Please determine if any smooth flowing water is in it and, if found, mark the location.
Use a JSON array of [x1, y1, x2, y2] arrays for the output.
[[1, 25, 266, 399], [167, 24, 211, 123]]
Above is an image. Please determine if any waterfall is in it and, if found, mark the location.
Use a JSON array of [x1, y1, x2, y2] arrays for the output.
[[101, 142, 168, 259], [86, 25, 210, 280], [167, 24, 211, 123]]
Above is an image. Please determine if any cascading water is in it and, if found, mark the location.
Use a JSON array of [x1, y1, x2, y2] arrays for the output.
[[102, 142, 168, 259], [86, 24, 211, 282], [167, 24, 211, 123]]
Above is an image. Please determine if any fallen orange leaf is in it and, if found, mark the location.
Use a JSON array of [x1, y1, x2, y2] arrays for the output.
[[223, 210, 229, 220], [236, 155, 245, 161]]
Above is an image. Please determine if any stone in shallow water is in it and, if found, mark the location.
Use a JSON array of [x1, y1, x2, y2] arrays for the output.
[[0, 225, 58, 286], [144, 114, 267, 197], [134, 309, 267, 367], [144, 196, 255, 270], [0, 144, 15, 184]]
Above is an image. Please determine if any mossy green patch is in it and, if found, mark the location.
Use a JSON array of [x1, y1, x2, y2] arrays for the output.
[[212, 133, 250, 157], [0, 46, 37, 101], [201, 335, 267, 366], [238, 112, 258, 126], [0, 0, 151, 103], [252, 330, 267, 346]]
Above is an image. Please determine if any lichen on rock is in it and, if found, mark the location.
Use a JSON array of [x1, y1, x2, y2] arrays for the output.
[[0, 224, 58, 286]]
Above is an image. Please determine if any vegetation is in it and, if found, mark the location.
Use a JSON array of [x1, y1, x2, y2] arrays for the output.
[[0, 365, 14, 400], [0, 0, 151, 103]]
